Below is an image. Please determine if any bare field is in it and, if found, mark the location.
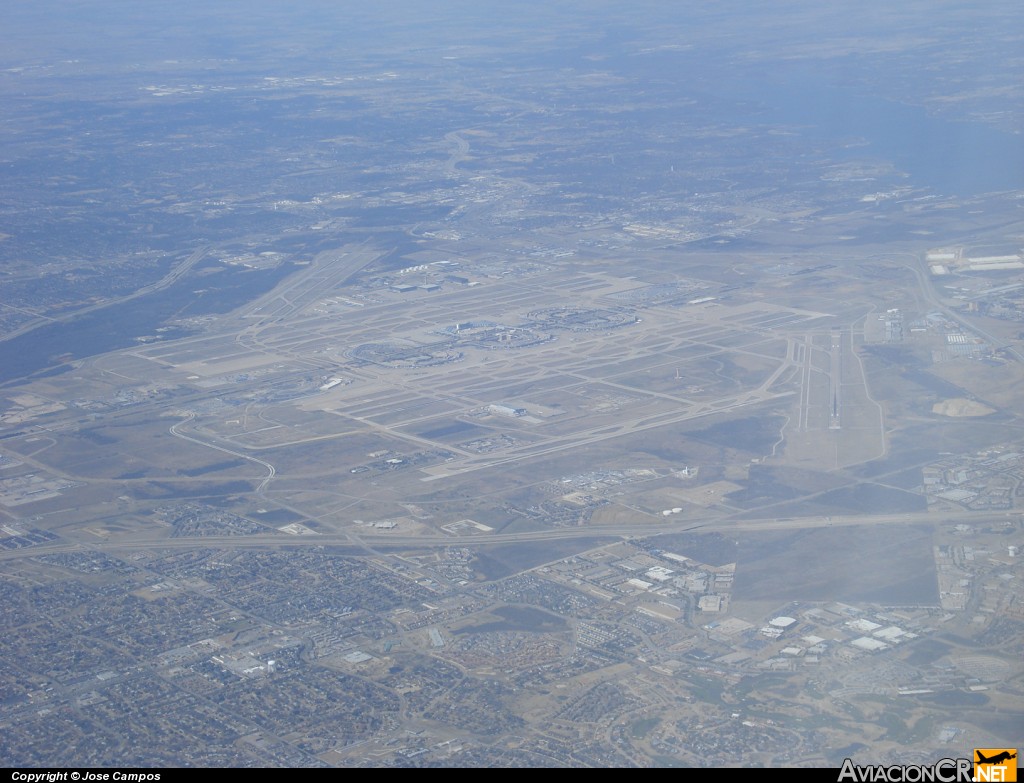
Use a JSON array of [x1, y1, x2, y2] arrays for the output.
[[732, 524, 938, 605]]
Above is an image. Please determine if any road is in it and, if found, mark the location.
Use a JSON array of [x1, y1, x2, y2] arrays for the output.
[[169, 412, 276, 495], [0, 506, 1003, 564], [904, 253, 1024, 362]]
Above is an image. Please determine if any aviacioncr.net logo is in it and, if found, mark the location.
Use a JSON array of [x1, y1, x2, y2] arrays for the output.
[[973, 749, 1017, 783], [837, 758, 973, 783]]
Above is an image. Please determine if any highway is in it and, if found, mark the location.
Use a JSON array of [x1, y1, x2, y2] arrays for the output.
[[0, 506, 1005, 564], [904, 253, 1024, 362]]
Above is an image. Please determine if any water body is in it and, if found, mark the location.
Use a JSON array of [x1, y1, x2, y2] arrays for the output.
[[612, 45, 1023, 197], [0, 262, 298, 385], [738, 69, 1024, 197], [455, 606, 568, 635]]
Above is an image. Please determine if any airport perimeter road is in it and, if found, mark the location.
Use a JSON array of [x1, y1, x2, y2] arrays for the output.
[[169, 412, 276, 494]]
